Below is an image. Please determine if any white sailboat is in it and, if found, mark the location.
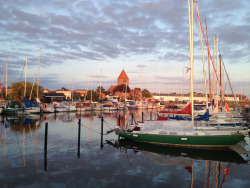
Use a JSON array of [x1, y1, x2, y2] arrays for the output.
[[24, 50, 41, 114]]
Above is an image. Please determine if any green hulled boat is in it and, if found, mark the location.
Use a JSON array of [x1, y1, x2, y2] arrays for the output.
[[5, 101, 23, 114], [118, 131, 245, 148]]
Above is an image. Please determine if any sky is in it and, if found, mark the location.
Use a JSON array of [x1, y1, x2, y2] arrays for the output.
[[0, 0, 250, 97]]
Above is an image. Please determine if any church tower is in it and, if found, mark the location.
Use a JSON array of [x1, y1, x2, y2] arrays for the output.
[[117, 69, 129, 86]]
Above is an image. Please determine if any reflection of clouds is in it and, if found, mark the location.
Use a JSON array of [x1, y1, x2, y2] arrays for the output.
[[142, 151, 193, 167]]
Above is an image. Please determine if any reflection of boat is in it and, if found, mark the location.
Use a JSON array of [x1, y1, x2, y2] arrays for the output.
[[109, 139, 248, 164], [5, 114, 41, 132]]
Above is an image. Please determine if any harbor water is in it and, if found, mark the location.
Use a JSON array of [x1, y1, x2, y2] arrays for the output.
[[0, 109, 250, 188]]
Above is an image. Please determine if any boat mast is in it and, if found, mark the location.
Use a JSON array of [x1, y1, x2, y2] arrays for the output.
[[5, 58, 8, 98], [91, 74, 92, 103], [72, 79, 74, 103], [125, 81, 127, 102], [197, 4, 208, 110], [37, 48, 41, 99], [205, 19, 212, 108], [24, 58, 27, 98], [216, 37, 219, 110], [188, 0, 194, 124], [241, 80, 242, 100], [220, 54, 222, 109], [99, 69, 102, 101]]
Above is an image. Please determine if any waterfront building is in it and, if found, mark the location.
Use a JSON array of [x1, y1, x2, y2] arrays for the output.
[[107, 69, 130, 101]]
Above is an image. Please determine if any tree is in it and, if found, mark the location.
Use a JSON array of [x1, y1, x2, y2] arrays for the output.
[[9, 81, 43, 101], [86, 90, 98, 101], [59, 87, 68, 91], [142, 89, 152, 98], [96, 86, 105, 93]]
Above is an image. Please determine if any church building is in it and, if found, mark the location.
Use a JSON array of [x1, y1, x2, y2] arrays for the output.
[[107, 69, 130, 100]]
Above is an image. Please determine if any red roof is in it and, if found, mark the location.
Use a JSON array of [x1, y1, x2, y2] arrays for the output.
[[118, 69, 129, 80], [107, 85, 117, 93]]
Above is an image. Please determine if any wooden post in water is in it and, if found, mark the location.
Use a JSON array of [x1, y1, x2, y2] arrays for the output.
[[150, 111, 152, 120], [100, 117, 104, 149], [118, 115, 121, 126], [77, 119, 81, 158], [131, 113, 134, 125], [142, 112, 144, 122], [44, 122, 48, 171]]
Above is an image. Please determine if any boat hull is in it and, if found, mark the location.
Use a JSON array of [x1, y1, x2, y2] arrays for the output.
[[24, 107, 41, 114], [43, 107, 55, 113], [54, 107, 69, 112], [5, 108, 23, 114], [118, 132, 245, 148]]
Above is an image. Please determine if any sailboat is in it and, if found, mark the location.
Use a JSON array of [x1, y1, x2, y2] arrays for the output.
[[118, 1, 246, 148], [5, 58, 24, 114], [23, 57, 41, 114]]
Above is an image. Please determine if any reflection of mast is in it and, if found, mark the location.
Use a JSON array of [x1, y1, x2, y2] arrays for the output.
[[23, 126, 25, 167], [4, 127, 6, 167], [191, 165, 194, 188], [98, 118, 100, 150], [89, 118, 92, 145], [36, 121, 38, 175]]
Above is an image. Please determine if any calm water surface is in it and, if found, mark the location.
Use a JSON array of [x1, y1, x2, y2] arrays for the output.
[[0, 109, 250, 188]]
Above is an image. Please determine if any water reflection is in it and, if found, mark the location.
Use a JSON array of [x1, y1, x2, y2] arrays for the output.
[[107, 139, 249, 187], [5, 114, 42, 132], [108, 139, 248, 164], [0, 110, 249, 188]]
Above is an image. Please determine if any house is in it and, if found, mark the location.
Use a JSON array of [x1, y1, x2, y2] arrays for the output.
[[73, 89, 88, 99], [56, 90, 72, 99], [42, 88, 50, 93], [42, 93, 66, 103]]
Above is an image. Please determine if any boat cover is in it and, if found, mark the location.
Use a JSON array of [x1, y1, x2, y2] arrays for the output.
[[159, 103, 192, 115], [168, 109, 209, 121]]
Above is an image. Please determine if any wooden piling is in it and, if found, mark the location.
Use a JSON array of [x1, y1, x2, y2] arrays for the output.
[[77, 119, 81, 158], [44, 122, 48, 171], [100, 117, 104, 149]]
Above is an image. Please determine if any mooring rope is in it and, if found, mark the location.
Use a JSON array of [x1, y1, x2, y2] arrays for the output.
[[80, 123, 105, 135], [103, 120, 115, 129]]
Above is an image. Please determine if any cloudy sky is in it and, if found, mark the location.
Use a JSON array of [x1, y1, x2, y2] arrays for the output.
[[0, 0, 249, 97]]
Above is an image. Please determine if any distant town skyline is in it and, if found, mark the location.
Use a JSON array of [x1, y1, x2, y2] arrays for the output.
[[0, 0, 249, 98]]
